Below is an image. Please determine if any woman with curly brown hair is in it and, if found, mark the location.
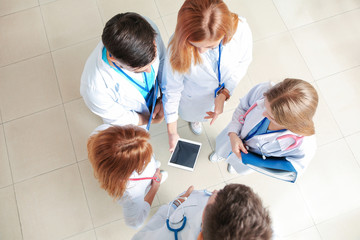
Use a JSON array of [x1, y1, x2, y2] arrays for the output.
[[87, 124, 168, 228]]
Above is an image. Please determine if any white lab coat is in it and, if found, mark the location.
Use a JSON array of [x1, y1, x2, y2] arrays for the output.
[[162, 17, 253, 123], [215, 82, 317, 177], [132, 190, 209, 240], [91, 124, 157, 228], [80, 17, 166, 126]]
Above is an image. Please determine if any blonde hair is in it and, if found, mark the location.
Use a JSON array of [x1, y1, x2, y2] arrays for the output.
[[264, 78, 318, 136], [87, 125, 152, 200], [169, 0, 238, 73]]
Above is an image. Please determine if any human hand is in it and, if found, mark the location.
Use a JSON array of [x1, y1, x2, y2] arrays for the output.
[[173, 186, 194, 207], [151, 98, 164, 124], [229, 132, 248, 159], [151, 168, 162, 190], [204, 94, 226, 125], [168, 133, 180, 152]]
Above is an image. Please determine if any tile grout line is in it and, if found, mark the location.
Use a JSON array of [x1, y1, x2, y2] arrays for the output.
[[153, 0, 171, 40], [60, 97, 98, 233], [1, 120, 25, 239]]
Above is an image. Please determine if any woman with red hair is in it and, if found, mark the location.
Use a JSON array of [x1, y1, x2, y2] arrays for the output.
[[87, 124, 167, 228], [162, 0, 253, 151]]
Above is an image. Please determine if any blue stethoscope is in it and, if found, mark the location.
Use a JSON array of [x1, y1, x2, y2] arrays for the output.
[[214, 41, 225, 98], [111, 60, 159, 131], [166, 190, 213, 239]]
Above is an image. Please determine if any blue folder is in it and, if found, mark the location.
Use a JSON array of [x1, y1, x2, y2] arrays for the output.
[[240, 151, 297, 183]]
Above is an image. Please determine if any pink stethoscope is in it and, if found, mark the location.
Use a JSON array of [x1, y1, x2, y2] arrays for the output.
[[239, 102, 304, 151], [129, 176, 160, 183]]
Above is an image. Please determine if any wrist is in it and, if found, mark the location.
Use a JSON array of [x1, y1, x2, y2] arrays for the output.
[[218, 88, 230, 101]]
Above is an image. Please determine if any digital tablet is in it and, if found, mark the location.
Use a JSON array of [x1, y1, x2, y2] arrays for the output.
[[168, 138, 202, 171]]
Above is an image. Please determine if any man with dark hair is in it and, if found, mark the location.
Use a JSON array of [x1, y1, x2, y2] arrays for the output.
[[81, 13, 166, 127], [132, 184, 273, 240]]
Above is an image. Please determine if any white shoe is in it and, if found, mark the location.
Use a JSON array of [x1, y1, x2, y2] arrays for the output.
[[155, 160, 161, 169], [190, 122, 202, 135], [227, 164, 236, 174], [160, 170, 168, 184], [209, 152, 225, 163]]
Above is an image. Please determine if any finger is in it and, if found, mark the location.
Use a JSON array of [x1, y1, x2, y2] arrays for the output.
[[239, 144, 248, 154], [210, 114, 218, 125], [182, 185, 194, 197]]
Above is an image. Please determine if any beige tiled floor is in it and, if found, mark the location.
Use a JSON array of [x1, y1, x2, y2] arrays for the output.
[[0, 0, 360, 239]]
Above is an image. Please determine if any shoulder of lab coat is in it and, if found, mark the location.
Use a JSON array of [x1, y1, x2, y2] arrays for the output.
[[227, 82, 272, 134], [143, 16, 166, 87], [119, 156, 157, 228], [132, 190, 209, 240], [80, 42, 141, 125], [221, 16, 253, 94], [285, 134, 317, 177], [161, 38, 184, 123]]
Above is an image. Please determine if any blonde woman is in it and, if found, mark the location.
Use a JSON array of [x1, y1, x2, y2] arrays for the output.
[[87, 124, 167, 228], [210, 79, 319, 181], [161, 0, 253, 151]]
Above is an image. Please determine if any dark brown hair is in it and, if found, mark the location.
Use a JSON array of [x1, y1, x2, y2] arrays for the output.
[[102, 12, 156, 68], [169, 0, 238, 73], [264, 78, 319, 136], [87, 125, 153, 200], [202, 184, 272, 240]]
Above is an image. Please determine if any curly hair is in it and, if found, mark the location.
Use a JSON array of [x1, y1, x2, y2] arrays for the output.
[[87, 125, 153, 200], [202, 184, 272, 240]]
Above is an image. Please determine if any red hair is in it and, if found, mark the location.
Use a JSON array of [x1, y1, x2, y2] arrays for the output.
[[169, 0, 238, 73], [87, 125, 152, 200]]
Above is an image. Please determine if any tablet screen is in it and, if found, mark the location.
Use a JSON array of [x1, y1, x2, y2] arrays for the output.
[[169, 139, 201, 170]]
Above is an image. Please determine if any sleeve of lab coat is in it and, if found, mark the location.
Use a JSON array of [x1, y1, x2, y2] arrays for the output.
[[81, 84, 140, 126], [285, 135, 317, 177], [227, 82, 270, 134], [120, 194, 151, 229], [221, 18, 253, 95], [161, 48, 185, 123]]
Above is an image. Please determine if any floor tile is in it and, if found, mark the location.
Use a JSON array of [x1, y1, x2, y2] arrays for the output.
[[224, 75, 254, 112], [247, 32, 314, 84], [0, 0, 38, 16], [316, 207, 360, 240], [161, 13, 177, 40], [97, 0, 160, 24], [0, 7, 49, 67], [151, 126, 223, 204], [14, 164, 93, 240], [274, 0, 360, 29], [0, 186, 22, 240], [41, 0, 103, 50], [312, 83, 343, 146], [64, 98, 103, 162], [297, 139, 360, 223], [155, 0, 182, 17], [149, 117, 187, 138], [282, 227, 322, 240], [0, 126, 12, 187], [64, 230, 96, 240], [225, 0, 287, 41], [345, 132, 360, 166], [228, 174, 314, 237], [0, 53, 61, 122], [78, 160, 124, 228], [4, 106, 76, 182], [152, 17, 169, 47], [52, 37, 99, 103], [317, 67, 360, 136], [291, 9, 360, 79], [95, 218, 138, 240]]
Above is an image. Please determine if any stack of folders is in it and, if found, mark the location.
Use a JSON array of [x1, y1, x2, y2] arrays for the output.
[[227, 151, 297, 183]]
